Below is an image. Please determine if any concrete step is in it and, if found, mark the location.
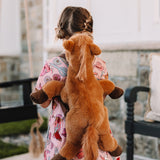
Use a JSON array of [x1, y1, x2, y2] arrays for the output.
[[0, 153, 158, 160], [0, 153, 43, 160]]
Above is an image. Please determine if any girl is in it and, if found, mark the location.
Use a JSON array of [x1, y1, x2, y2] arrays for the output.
[[35, 6, 121, 160]]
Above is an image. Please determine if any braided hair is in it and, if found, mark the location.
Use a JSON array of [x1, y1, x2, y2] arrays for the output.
[[56, 6, 93, 39]]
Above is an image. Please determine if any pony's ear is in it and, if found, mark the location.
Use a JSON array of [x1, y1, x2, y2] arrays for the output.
[[63, 39, 74, 52], [90, 43, 101, 55]]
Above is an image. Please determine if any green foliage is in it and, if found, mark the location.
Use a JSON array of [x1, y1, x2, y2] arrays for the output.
[[0, 140, 28, 158], [0, 117, 48, 158], [0, 117, 48, 137]]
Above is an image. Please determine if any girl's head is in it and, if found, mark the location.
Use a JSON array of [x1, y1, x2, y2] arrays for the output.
[[56, 6, 93, 39]]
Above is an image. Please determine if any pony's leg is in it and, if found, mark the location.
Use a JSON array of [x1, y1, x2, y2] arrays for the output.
[[43, 80, 65, 99], [99, 80, 124, 99], [30, 80, 64, 104], [98, 107, 122, 156], [52, 127, 83, 160], [58, 110, 87, 160], [99, 133, 122, 157], [99, 79, 115, 95], [59, 140, 82, 159], [51, 141, 81, 160]]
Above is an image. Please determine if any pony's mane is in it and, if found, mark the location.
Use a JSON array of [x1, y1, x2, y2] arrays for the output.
[[73, 33, 93, 81]]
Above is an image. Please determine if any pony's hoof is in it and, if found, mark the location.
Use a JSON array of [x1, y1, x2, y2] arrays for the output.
[[109, 87, 124, 99], [109, 145, 123, 157], [30, 89, 48, 104], [51, 153, 66, 160]]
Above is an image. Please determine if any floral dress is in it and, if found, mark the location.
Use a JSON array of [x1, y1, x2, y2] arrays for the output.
[[35, 55, 120, 160]]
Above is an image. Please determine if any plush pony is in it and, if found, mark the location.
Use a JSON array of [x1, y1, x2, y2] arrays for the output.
[[30, 32, 123, 160]]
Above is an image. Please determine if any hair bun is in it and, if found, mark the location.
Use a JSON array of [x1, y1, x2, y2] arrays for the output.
[[55, 27, 66, 39]]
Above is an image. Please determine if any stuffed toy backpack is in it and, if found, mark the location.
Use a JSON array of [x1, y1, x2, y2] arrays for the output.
[[31, 32, 123, 160]]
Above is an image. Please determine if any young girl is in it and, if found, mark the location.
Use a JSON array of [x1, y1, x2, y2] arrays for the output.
[[35, 6, 121, 160]]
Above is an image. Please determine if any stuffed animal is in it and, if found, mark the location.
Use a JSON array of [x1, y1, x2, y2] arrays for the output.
[[30, 32, 123, 160]]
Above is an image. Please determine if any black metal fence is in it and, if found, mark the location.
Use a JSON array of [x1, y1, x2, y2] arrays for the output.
[[0, 77, 38, 123]]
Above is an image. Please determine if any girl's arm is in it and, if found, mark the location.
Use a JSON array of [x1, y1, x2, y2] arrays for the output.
[[93, 56, 109, 98], [33, 56, 68, 108], [93, 56, 108, 80]]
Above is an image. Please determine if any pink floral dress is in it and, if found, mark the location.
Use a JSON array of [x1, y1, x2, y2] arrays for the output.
[[35, 55, 121, 160]]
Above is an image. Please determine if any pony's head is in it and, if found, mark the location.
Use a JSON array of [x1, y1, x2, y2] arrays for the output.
[[63, 33, 101, 81]]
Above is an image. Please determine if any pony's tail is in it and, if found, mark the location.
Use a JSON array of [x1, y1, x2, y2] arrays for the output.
[[82, 126, 99, 160]]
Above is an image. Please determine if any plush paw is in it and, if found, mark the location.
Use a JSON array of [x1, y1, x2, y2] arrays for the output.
[[30, 89, 48, 104], [109, 145, 123, 157], [51, 153, 66, 160], [109, 87, 124, 99]]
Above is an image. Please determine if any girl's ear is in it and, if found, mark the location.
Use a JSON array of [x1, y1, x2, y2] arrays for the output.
[[90, 43, 101, 55], [63, 39, 74, 52]]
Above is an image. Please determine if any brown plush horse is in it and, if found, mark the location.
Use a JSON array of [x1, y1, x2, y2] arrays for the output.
[[30, 32, 123, 160]]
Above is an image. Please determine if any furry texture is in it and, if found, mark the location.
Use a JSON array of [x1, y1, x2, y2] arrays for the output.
[[30, 32, 122, 160]]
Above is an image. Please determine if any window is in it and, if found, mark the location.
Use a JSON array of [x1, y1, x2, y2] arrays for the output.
[[154, 0, 160, 23], [0, 0, 21, 55], [139, 0, 160, 42]]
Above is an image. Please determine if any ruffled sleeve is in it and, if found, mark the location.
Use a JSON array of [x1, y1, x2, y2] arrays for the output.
[[35, 56, 68, 90], [93, 56, 109, 80]]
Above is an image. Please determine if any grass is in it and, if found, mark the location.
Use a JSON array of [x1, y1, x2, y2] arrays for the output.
[[0, 117, 48, 158], [0, 139, 28, 158], [0, 117, 48, 137]]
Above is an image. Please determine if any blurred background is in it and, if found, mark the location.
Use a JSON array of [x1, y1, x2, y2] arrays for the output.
[[0, 0, 160, 159]]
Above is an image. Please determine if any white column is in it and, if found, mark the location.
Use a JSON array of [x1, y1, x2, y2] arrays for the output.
[[154, 0, 160, 23], [0, 0, 21, 55]]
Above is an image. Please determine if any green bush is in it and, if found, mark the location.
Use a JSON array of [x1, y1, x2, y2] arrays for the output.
[[0, 117, 48, 158], [0, 117, 48, 137]]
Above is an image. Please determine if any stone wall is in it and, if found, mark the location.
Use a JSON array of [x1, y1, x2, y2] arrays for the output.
[[0, 56, 20, 82], [0, 56, 21, 106], [100, 50, 160, 159]]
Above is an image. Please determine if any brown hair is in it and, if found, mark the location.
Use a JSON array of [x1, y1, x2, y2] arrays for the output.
[[56, 6, 93, 39]]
